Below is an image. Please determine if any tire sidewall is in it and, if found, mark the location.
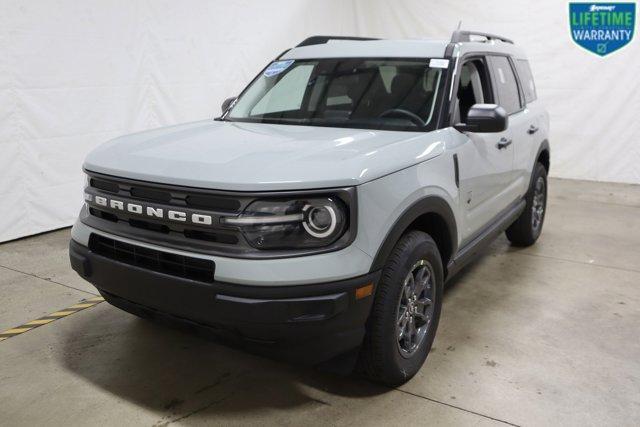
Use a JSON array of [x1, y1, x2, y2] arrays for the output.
[[378, 233, 444, 382]]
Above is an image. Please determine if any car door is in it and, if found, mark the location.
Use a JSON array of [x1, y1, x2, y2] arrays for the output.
[[487, 55, 531, 200], [512, 58, 547, 196], [452, 56, 515, 245]]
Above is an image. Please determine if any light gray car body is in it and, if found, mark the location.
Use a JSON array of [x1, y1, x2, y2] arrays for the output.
[[72, 37, 549, 286]]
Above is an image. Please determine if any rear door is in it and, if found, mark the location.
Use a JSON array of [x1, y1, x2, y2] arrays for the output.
[[513, 58, 546, 195], [487, 55, 531, 200]]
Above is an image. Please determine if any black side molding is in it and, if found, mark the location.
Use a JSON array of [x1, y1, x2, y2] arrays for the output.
[[453, 154, 460, 188], [446, 199, 525, 279]]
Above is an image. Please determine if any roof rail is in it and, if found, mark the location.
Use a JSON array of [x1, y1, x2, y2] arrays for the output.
[[451, 30, 514, 44], [296, 36, 379, 47]]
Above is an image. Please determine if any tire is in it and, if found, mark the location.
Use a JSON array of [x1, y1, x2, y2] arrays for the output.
[[358, 230, 443, 386], [506, 162, 548, 246]]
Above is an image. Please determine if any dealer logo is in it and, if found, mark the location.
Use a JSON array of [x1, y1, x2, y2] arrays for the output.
[[570, 2, 636, 56]]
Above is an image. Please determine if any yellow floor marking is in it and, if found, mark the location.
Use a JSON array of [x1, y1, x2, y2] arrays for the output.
[[0, 296, 105, 342], [25, 319, 56, 326], [49, 311, 77, 317], [69, 303, 95, 309], [3, 327, 32, 334]]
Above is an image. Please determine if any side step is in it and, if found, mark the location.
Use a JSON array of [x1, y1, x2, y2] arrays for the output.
[[446, 199, 526, 280]]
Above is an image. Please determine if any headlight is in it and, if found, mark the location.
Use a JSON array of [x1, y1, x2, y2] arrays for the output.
[[221, 196, 349, 250]]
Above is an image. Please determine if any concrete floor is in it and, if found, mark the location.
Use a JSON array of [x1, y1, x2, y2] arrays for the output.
[[0, 177, 639, 426]]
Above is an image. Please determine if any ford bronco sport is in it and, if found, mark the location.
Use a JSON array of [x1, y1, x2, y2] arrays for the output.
[[70, 31, 550, 385]]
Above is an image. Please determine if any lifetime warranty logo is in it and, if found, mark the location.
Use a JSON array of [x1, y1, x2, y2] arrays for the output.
[[570, 3, 636, 56]]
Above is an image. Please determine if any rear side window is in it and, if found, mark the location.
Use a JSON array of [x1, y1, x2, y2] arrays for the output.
[[515, 59, 537, 103], [489, 56, 522, 115]]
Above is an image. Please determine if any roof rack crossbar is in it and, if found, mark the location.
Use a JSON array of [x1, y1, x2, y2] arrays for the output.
[[296, 36, 380, 47], [451, 30, 514, 44]]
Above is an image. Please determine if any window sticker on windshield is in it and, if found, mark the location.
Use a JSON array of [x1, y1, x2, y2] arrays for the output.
[[264, 60, 295, 77], [429, 59, 449, 69]]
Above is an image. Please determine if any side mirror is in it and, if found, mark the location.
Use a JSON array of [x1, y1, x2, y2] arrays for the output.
[[221, 96, 237, 114], [454, 104, 508, 133]]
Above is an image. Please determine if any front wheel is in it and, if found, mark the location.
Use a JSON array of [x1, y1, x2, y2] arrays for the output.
[[506, 162, 548, 246], [358, 231, 443, 386]]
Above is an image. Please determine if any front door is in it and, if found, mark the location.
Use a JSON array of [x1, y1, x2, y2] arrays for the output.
[[452, 57, 515, 245]]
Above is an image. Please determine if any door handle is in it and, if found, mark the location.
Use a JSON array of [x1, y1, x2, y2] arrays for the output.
[[527, 125, 539, 135], [496, 137, 512, 150]]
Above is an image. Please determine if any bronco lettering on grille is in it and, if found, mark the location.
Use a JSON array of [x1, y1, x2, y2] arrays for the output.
[[85, 192, 214, 226]]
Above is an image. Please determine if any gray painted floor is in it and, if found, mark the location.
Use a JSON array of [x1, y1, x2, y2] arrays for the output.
[[0, 178, 639, 426]]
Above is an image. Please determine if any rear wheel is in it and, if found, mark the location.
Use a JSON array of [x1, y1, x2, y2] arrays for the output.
[[358, 231, 443, 386], [506, 162, 548, 246]]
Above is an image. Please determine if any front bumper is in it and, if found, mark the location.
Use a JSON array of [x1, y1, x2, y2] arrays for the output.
[[71, 216, 374, 286], [69, 239, 379, 364]]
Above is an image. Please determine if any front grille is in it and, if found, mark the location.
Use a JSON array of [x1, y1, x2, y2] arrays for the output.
[[84, 172, 246, 250], [89, 175, 242, 213], [89, 234, 215, 283]]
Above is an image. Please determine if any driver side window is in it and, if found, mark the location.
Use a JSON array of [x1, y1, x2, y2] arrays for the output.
[[455, 59, 493, 123]]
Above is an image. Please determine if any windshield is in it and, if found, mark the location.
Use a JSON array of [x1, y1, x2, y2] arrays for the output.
[[226, 58, 444, 131]]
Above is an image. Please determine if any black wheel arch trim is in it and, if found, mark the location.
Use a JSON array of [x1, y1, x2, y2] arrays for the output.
[[536, 139, 550, 162], [369, 196, 458, 273], [531, 139, 550, 186]]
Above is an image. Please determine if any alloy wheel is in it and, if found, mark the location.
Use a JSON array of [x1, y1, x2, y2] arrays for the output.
[[396, 259, 435, 358], [532, 176, 546, 233]]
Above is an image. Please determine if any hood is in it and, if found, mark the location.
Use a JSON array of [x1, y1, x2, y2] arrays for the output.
[[84, 120, 447, 191]]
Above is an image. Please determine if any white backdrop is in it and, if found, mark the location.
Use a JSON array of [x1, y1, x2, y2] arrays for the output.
[[1, 0, 639, 242], [0, 0, 357, 242], [354, 0, 640, 184]]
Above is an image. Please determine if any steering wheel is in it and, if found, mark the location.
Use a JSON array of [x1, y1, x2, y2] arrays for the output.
[[378, 108, 425, 127]]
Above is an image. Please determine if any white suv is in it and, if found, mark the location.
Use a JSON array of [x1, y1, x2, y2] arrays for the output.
[[70, 31, 550, 385]]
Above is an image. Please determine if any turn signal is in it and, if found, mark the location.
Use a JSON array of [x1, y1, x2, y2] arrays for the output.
[[355, 283, 374, 300]]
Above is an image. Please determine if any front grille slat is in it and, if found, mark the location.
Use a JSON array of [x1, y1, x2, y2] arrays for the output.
[[130, 187, 173, 204], [90, 178, 119, 194], [129, 218, 171, 234], [186, 194, 241, 212], [89, 207, 118, 223], [89, 234, 215, 283]]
